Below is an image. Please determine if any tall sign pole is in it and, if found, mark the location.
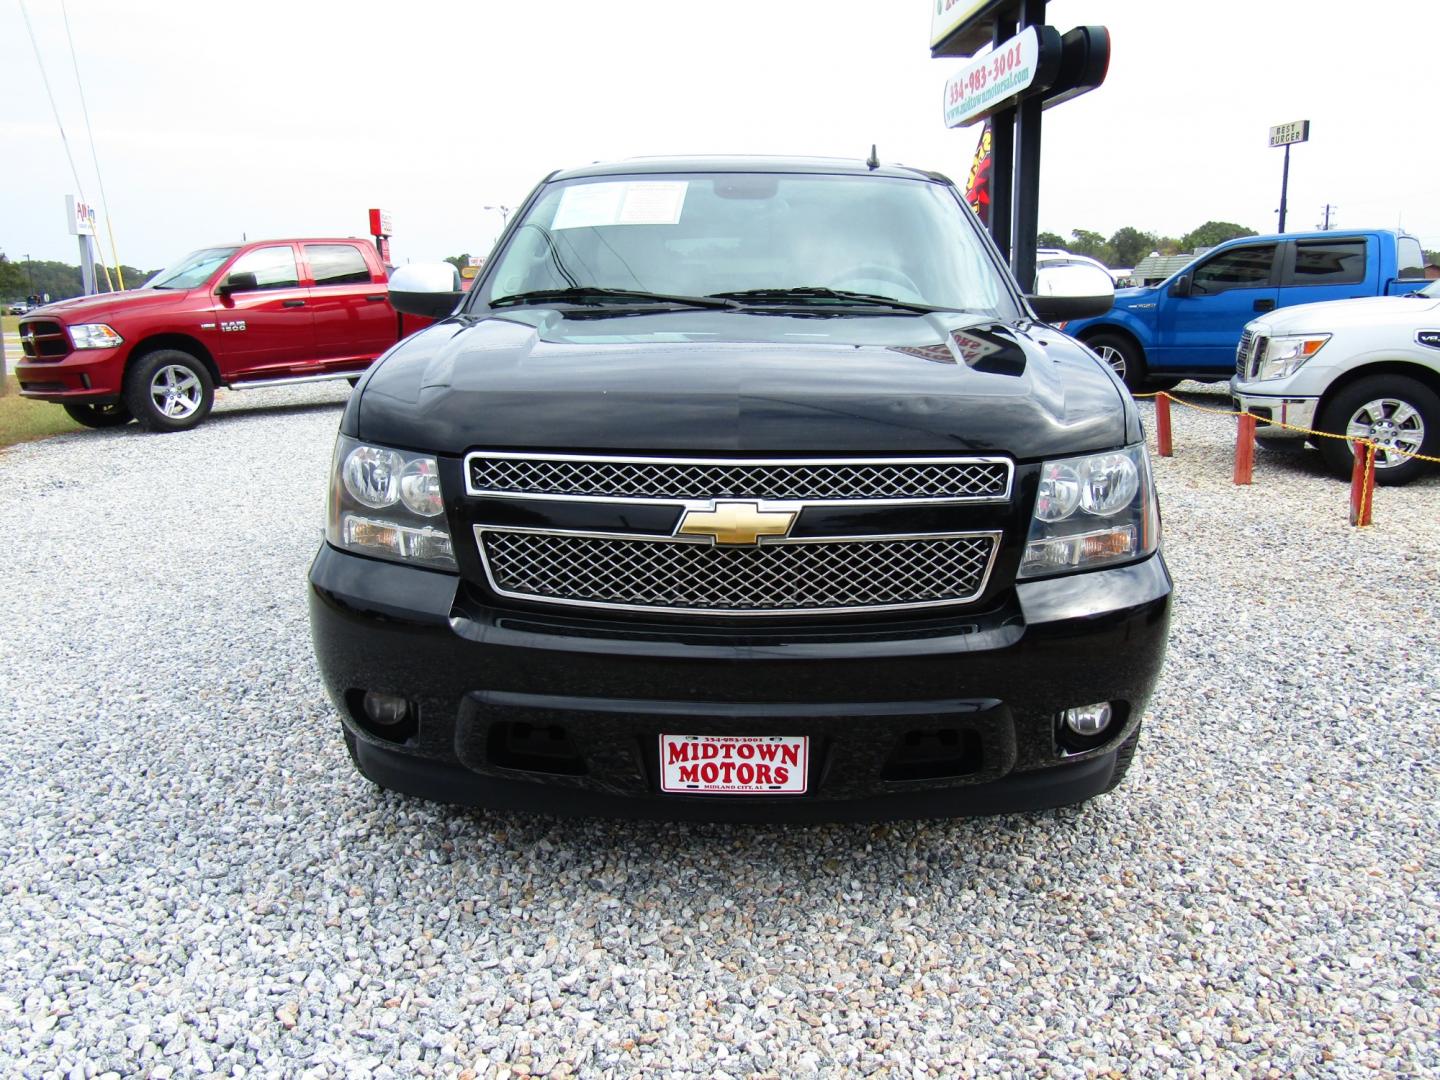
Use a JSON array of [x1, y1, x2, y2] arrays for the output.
[[66, 195, 98, 295], [1269, 121, 1310, 233], [932, 1, 1109, 291], [988, 10, 1017, 260], [1010, 0, 1047, 293], [369, 208, 394, 266]]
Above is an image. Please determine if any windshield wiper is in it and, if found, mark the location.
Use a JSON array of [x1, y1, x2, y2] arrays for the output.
[[490, 287, 739, 310], [709, 287, 956, 314]]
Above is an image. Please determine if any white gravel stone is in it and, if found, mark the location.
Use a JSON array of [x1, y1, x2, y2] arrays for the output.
[[0, 380, 1437, 1078]]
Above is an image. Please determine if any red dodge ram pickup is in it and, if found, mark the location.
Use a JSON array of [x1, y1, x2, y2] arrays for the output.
[[15, 238, 432, 432]]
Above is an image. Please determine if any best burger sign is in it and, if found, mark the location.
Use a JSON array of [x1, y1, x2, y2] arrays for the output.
[[660, 734, 808, 794]]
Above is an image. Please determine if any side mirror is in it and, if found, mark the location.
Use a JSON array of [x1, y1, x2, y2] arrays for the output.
[[1167, 273, 1192, 298], [1027, 263, 1114, 322], [388, 262, 463, 319], [218, 271, 259, 296]]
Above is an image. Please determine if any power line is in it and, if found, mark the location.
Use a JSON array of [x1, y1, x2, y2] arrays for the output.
[[19, 0, 90, 213], [61, 0, 122, 289]]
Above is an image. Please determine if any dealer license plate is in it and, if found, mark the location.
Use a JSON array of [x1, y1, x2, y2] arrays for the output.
[[658, 734, 809, 795]]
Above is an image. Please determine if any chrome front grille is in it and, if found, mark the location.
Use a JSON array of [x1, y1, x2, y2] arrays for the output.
[[1236, 330, 1253, 377], [1236, 331, 1267, 380], [476, 529, 1001, 615], [466, 453, 1012, 503]]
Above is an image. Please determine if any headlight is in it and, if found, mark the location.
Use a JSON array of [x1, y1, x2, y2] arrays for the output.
[[1253, 334, 1329, 381], [68, 323, 124, 349], [1018, 444, 1159, 579], [327, 436, 456, 570]]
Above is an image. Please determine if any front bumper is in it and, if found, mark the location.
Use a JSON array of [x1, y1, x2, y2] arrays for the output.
[[15, 349, 126, 401], [308, 544, 1172, 821], [1230, 378, 1319, 438]]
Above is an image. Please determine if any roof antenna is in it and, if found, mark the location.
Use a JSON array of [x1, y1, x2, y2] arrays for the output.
[[866, 144, 880, 170]]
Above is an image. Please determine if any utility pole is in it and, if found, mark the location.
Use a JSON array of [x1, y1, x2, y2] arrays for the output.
[[1320, 204, 1335, 230], [23, 253, 34, 295]]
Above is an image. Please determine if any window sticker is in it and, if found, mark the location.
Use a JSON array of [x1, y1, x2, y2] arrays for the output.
[[552, 181, 689, 230]]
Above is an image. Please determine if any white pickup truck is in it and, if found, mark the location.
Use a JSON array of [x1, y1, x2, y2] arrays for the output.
[[1232, 279, 1440, 485]]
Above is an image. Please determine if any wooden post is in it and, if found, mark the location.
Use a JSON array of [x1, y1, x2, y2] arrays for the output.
[[1233, 413, 1255, 485], [1155, 393, 1173, 457], [1350, 442, 1376, 527]]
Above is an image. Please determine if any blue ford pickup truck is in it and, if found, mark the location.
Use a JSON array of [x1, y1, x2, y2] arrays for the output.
[[1063, 229, 1429, 388]]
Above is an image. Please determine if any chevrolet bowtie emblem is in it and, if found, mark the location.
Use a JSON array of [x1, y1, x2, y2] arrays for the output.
[[677, 501, 797, 545]]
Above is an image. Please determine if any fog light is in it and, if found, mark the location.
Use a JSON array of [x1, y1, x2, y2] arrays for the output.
[[362, 692, 410, 727], [1062, 702, 1113, 736]]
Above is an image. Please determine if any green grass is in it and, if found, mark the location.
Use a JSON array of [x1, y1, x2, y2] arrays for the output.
[[1, 319, 87, 447], [0, 377, 83, 447]]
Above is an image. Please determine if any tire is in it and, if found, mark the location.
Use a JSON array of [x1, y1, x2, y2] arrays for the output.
[[1085, 332, 1147, 391], [62, 401, 132, 428], [1101, 722, 1142, 794], [1316, 375, 1439, 486], [124, 349, 215, 433]]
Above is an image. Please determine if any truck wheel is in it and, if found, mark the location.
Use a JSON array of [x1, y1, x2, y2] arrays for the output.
[[125, 349, 215, 433], [1317, 375, 1439, 486], [1086, 332, 1147, 391], [62, 402, 132, 428]]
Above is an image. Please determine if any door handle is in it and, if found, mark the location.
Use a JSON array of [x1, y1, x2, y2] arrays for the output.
[[365, 294, 386, 302], [1253, 299, 1275, 312], [282, 299, 306, 308]]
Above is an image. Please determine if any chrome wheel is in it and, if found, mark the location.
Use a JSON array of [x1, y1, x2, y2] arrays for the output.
[[1346, 397, 1426, 469], [150, 365, 203, 419], [1094, 344, 1126, 380]]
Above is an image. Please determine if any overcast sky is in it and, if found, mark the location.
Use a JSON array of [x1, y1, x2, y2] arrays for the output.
[[4, 0, 1437, 274]]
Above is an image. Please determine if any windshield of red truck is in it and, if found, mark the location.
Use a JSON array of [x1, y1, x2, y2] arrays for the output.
[[147, 247, 240, 290], [481, 174, 1011, 316]]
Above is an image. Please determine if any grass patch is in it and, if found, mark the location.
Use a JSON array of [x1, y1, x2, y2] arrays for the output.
[[0, 378, 83, 448], [1, 315, 18, 335]]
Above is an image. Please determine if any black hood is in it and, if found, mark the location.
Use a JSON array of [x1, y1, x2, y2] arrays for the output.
[[349, 309, 1134, 459]]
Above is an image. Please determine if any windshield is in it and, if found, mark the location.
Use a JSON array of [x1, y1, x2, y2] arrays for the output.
[[1421, 279, 1440, 298], [480, 173, 1010, 315], [146, 246, 239, 290]]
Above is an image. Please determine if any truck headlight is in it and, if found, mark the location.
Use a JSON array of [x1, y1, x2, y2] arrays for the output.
[[327, 436, 456, 570], [1018, 444, 1159, 579], [1254, 334, 1329, 381], [67, 323, 124, 349]]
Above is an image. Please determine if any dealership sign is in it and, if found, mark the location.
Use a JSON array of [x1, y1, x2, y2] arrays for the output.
[[1269, 120, 1310, 147], [66, 195, 97, 236], [944, 26, 1059, 128]]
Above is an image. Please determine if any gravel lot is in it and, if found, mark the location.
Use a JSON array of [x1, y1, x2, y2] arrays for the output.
[[1, 382, 1437, 1078]]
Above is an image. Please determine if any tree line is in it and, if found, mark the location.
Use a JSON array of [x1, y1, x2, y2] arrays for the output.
[[1, 253, 159, 303], [1039, 222, 1440, 271], [1037, 221, 1260, 268]]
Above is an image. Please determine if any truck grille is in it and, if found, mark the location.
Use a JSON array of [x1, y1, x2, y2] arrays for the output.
[[466, 453, 1012, 503], [477, 530, 1001, 615], [19, 320, 71, 361], [1236, 330, 1267, 380]]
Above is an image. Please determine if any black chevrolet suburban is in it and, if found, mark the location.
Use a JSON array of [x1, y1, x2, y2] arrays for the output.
[[307, 156, 1171, 822]]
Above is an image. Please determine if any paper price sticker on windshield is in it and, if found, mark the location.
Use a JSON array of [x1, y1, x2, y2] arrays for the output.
[[659, 734, 808, 795], [553, 181, 689, 230]]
